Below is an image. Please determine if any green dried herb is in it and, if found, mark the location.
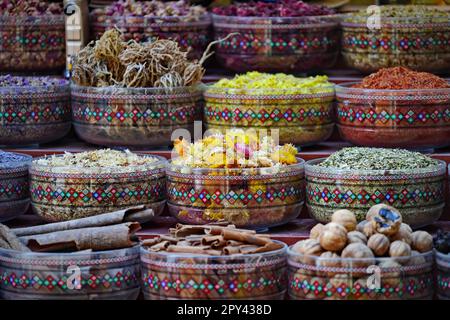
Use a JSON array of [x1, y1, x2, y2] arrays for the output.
[[318, 147, 439, 170]]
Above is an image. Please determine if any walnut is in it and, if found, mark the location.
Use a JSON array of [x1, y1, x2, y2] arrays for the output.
[[347, 231, 367, 245], [341, 243, 375, 275], [316, 251, 341, 277], [292, 239, 323, 265], [378, 259, 402, 287], [331, 209, 357, 232], [366, 204, 402, 236], [319, 222, 347, 252], [411, 231, 433, 253], [310, 223, 325, 240], [390, 223, 413, 245], [389, 240, 411, 264], [362, 221, 377, 238], [356, 220, 367, 233], [368, 234, 390, 256]]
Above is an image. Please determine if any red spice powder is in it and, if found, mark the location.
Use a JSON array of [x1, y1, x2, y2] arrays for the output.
[[353, 67, 450, 90]]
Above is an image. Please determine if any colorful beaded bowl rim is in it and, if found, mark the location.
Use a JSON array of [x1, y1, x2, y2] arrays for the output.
[[287, 247, 433, 273], [90, 12, 211, 27], [0, 77, 69, 94], [0, 152, 32, 171], [212, 13, 340, 28], [167, 157, 305, 179], [0, 245, 140, 266], [141, 240, 287, 262], [335, 82, 450, 101], [71, 83, 205, 97], [0, 14, 64, 26], [204, 84, 335, 100], [305, 158, 446, 179], [30, 153, 167, 177]]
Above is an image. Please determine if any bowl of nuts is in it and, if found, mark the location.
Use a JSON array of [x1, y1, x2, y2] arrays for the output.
[[288, 207, 435, 300], [305, 147, 446, 227], [211, 0, 340, 72], [29, 150, 167, 222], [0, 1, 65, 73]]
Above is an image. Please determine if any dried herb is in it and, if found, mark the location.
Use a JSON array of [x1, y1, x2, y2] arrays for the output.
[[318, 147, 439, 170]]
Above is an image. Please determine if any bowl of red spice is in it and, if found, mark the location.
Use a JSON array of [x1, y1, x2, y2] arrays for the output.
[[336, 67, 450, 149], [211, 0, 340, 73]]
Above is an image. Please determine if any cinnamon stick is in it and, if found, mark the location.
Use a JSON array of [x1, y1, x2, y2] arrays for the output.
[[0, 224, 30, 252], [21, 222, 140, 252], [223, 246, 241, 255], [221, 229, 270, 246], [13, 206, 154, 237], [167, 245, 211, 255]]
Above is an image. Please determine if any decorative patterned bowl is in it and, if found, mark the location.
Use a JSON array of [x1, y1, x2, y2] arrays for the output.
[[166, 159, 305, 229], [341, 15, 450, 73], [436, 250, 450, 300], [0, 15, 65, 73], [0, 153, 31, 222], [212, 14, 340, 72], [0, 78, 71, 146], [71, 85, 203, 148], [288, 248, 434, 300], [29, 154, 167, 222], [305, 158, 446, 227], [0, 246, 141, 300], [90, 12, 211, 59], [204, 86, 335, 146], [140, 242, 287, 300], [336, 83, 450, 149]]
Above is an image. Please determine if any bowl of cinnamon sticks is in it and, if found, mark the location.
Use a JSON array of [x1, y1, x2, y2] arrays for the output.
[[140, 224, 288, 300]]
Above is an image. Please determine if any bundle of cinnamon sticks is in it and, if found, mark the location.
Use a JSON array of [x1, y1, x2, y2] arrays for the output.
[[0, 205, 155, 252], [142, 224, 284, 255]]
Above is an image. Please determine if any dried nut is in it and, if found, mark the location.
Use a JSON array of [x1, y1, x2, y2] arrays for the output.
[[356, 220, 367, 233], [368, 234, 390, 256], [411, 231, 433, 253], [316, 251, 341, 277], [366, 204, 402, 236], [310, 223, 325, 240], [319, 223, 348, 252], [341, 243, 375, 272], [362, 221, 377, 238], [389, 240, 411, 263], [378, 259, 402, 287], [347, 231, 367, 245], [390, 223, 413, 245], [331, 209, 357, 232], [292, 239, 323, 265]]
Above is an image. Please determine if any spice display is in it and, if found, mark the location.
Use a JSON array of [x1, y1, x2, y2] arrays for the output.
[[0, 0, 65, 72], [71, 29, 206, 147], [167, 130, 305, 229], [341, 5, 450, 73], [288, 206, 434, 300], [141, 224, 287, 300], [212, 1, 339, 72], [336, 70, 450, 148], [30, 150, 167, 222], [0, 151, 31, 222], [435, 230, 450, 300], [91, 0, 210, 59], [205, 72, 335, 146], [306, 148, 446, 226], [212, 0, 334, 17]]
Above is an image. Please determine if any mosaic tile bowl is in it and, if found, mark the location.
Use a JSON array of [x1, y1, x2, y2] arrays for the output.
[[0, 15, 65, 73], [341, 15, 450, 73], [90, 12, 211, 60], [0, 153, 31, 222], [212, 14, 340, 72], [204, 86, 335, 146], [166, 159, 305, 230], [336, 83, 450, 149], [0, 78, 71, 146], [305, 158, 446, 228], [141, 241, 287, 300], [0, 246, 141, 300], [29, 154, 167, 222], [288, 247, 434, 300], [436, 249, 450, 300], [71, 85, 203, 148]]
